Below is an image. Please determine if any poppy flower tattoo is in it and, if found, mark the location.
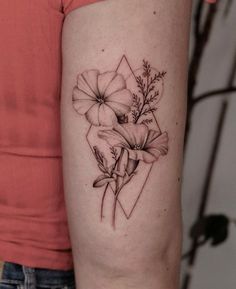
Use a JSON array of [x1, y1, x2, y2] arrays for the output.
[[98, 123, 168, 164], [72, 56, 168, 228]]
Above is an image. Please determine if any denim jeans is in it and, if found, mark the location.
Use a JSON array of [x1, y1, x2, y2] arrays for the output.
[[0, 262, 75, 289]]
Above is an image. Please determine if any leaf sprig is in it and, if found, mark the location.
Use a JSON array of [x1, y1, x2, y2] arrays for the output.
[[93, 146, 109, 174], [110, 146, 119, 161], [93, 146, 115, 188], [132, 60, 166, 123]]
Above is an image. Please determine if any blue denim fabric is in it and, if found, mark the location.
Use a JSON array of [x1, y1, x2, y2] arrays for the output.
[[0, 262, 75, 289]]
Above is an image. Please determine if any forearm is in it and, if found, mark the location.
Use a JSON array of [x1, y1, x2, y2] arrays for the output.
[[61, 0, 191, 288]]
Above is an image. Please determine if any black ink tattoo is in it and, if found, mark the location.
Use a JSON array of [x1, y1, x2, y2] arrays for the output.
[[72, 55, 169, 228]]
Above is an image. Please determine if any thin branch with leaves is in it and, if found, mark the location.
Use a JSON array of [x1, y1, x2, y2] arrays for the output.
[[132, 60, 166, 123]]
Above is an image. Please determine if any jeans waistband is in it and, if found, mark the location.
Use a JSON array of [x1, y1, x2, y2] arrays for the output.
[[1, 262, 75, 289]]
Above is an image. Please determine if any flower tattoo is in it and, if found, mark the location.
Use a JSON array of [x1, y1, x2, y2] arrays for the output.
[[73, 70, 133, 126], [98, 123, 168, 164], [72, 56, 168, 228]]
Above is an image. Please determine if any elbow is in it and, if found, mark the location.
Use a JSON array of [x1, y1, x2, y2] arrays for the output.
[[74, 225, 182, 288]]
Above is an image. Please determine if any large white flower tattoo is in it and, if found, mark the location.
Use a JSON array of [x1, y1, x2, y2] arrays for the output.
[[73, 70, 133, 126], [72, 56, 168, 228]]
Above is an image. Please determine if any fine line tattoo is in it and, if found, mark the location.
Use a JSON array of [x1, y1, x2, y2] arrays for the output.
[[72, 56, 169, 229]]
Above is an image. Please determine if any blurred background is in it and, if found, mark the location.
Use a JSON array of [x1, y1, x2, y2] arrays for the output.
[[0, 0, 235, 288], [181, 0, 236, 288]]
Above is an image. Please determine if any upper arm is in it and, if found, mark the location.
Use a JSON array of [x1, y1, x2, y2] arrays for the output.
[[61, 1, 191, 288]]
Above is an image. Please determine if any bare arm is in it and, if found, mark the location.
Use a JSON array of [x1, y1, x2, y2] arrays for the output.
[[61, 1, 191, 288]]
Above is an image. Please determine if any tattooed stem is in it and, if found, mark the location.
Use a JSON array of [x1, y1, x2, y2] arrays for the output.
[[112, 195, 118, 229], [100, 149, 121, 223], [112, 188, 122, 229], [101, 183, 109, 221]]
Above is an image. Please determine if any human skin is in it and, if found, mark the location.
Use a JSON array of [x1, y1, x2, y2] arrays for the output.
[[61, 0, 192, 288]]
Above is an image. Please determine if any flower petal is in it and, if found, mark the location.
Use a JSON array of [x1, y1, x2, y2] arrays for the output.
[[106, 89, 133, 106], [104, 74, 126, 97], [114, 123, 149, 148], [145, 130, 161, 145], [85, 103, 100, 126], [98, 129, 130, 148], [98, 104, 118, 126], [145, 131, 169, 155], [73, 87, 95, 101], [127, 149, 157, 163], [98, 71, 117, 96], [77, 70, 99, 98], [105, 89, 133, 115], [73, 99, 96, 114], [106, 101, 130, 116], [144, 148, 162, 161], [142, 151, 159, 163]]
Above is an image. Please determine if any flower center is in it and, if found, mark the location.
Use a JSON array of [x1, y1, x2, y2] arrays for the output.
[[133, 144, 142, 150], [96, 95, 105, 104]]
